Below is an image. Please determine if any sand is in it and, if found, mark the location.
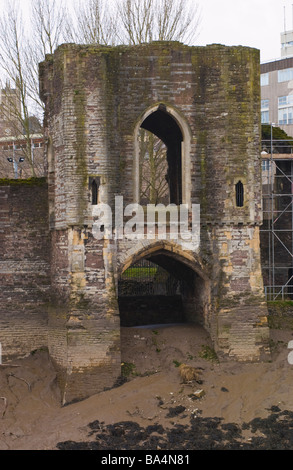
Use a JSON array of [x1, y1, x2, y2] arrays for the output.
[[0, 323, 293, 450]]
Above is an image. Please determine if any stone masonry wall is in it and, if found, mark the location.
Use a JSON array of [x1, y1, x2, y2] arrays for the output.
[[0, 179, 50, 359], [37, 42, 271, 402], [40, 43, 262, 226]]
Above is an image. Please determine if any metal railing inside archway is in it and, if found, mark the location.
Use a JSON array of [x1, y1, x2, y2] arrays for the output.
[[118, 259, 180, 297]]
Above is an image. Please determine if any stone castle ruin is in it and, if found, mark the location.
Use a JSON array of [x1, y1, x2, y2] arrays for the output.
[[0, 42, 270, 404]]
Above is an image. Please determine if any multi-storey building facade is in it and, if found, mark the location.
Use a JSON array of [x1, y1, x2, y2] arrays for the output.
[[0, 84, 45, 178], [261, 56, 293, 136], [261, 30, 293, 137]]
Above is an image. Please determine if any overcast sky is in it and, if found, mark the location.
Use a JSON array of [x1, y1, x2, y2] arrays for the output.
[[0, 0, 291, 63], [196, 0, 293, 62]]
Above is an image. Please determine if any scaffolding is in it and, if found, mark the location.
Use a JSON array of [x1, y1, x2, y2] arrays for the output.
[[261, 134, 293, 301]]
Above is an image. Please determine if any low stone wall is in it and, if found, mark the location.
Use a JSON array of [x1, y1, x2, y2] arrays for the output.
[[0, 179, 50, 360]]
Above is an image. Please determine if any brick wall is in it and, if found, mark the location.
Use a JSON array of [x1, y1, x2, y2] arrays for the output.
[[0, 179, 50, 359]]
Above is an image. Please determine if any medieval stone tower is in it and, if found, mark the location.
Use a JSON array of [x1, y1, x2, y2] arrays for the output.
[[0, 42, 270, 404]]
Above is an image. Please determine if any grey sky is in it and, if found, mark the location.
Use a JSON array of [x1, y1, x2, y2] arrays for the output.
[[0, 0, 290, 63], [196, 0, 293, 62]]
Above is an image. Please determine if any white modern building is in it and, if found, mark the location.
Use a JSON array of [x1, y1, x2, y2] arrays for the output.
[[260, 29, 293, 137]]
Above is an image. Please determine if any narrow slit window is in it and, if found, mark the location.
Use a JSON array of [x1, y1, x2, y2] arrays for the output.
[[92, 180, 98, 205], [235, 180, 244, 207]]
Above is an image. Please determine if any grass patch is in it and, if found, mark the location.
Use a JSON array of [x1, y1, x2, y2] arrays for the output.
[[121, 267, 158, 280], [121, 362, 136, 377], [173, 360, 182, 368], [199, 345, 218, 362], [151, 330, 163, 352]]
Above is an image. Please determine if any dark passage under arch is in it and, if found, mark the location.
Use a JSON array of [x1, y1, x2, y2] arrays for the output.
[[118, 250, 207, 328]]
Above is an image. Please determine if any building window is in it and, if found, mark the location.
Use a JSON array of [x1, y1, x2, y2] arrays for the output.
[[235, 181, 244, 207], [262, 160, 270, 171], [261, 73, 269, 86], [278, 107, 293, 124], [278, 95, 293, 106], [282, 40, 293, 48], [261, 111, 269, 124], [278, 95, 293, 125], [261, 99, 269, 124], [278, 68, 293, 83]]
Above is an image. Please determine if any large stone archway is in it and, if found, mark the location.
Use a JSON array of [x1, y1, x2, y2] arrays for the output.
[[117, 240, 210, 329]]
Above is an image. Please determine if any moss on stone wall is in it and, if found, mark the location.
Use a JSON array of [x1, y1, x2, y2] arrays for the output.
[[197, 131, 208, 214], [0, 177, 47, 186], [73, 56, 88, 224], [267, 301, 293, 330]]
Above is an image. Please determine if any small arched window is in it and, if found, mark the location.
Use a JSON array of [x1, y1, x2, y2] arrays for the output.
[[235, 180, 244, 207], [90, 177, 100, 205], [92, 180, 98, 205]]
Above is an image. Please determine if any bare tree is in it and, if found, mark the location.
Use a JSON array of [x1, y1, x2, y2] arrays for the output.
[[25, 0, 69, 117], [0, 1, 37, 176], [30, 0, 67, 56], [0, 0, 69, 177], [68, 0, 200, 46], [67, 0, 117, 45], [139, 129, 169, 205], [156, 0, 201, 44], [119, 0, 154, 45], [118, 0, 201, 45]]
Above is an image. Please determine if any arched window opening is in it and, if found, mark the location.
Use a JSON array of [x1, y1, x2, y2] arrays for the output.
[[235, 180, 244, 207], [139, 129, 169, 205], [92, 180, 98, 205], [90, 177, 100, 205], [139, 106, 183, 205]]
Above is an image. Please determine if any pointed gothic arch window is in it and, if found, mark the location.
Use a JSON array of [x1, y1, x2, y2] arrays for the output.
[[139, 106, 183, 205], [134, 104, 192, 207], [90, 177, 100, 205], [235, 180, 244, 207]]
